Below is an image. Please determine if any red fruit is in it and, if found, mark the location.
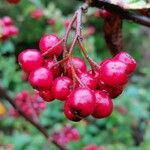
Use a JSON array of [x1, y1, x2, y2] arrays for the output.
[[65, 88, 95, 119], [87, 26, 96, 35], [44, 59, 62, 78], [64, 20, 70, 28], [98, 79, 123, 99], [82, 144, 98, 150], [95, 9, 111, 18], [64, 102, 81, 122], [8, 25, 18, 35], [7, 0, 20, 4], [28, 67, 53, 90], [18, 49, 43, 73], [114, 52, 137, 74], [76, 72, 97, 90], [99, 59, 128, 87], [99, 58, 113, 67], [31, 8, 44, 20], [51, 76, 73, 101], [88, 70, 99, 82], [2, 16, 13, 26], [47, 18, 56, 26], [39, 34, 62, 58], [65, 57, 87, 78], [92, 91, 113, 118], [38, 90, 54, 102]]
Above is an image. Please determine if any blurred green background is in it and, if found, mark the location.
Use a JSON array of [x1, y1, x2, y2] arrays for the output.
[[0, 0, 150, 150]]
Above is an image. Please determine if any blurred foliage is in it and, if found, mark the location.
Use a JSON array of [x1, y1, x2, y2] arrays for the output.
[[0, 0, 150, 150]]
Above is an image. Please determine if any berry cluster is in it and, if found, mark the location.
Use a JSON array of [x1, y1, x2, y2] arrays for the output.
[[9, 90, 46, 119], [0, 16, 18, 41], [18, 32, 136, 122], [52, 125, 80, 146], [6, 0, 20, 4]]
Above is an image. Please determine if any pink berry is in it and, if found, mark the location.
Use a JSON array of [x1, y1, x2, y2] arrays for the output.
[[18, 49, 43, 73], [114, 52, 137, 74], [65, 87, 95, 119], [38, 90, 54, 102], [8, 25, 19, 35], [92, 91, 113, 118], [31, 8, 44, 20], [82, 144, 98, 150], [44, 59, 62, 78], [47, 18, 56, 26], [2, 16, 13, 26], [51, 76, 73, 101], [99, 59, 128, 87], [39, 34, 62, 58], [28, 67, 53, 90], [76, 72, 97, 90], [65, 57, 87, 78]]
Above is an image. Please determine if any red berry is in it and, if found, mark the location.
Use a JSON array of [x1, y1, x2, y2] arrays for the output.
[[99, 59, 128, 87], [92, 91, 113, 118], [98, 79, 123, 99], [114, 52, 137, 74], [65, 87, 95, 119], [2, 16, 13, 26], [38, 90, 54, 102], [44, 59, 62, 78], [64, 102, 81, 122], [76, 72, 97, 90], [8, 25, 19, 35], [28, 67, 53, 90], [65, 57, 87, 78], [18, 49, 43, 73], [7, 0, 20, 4], [88, 70, 99, 81], [39, 34, 62, 58], [47, 18, 56, 26], [51, 76, 73, 101], [31, 8, 44, 20], [95, 9, 111, 18], [82, 144, 98, 150]]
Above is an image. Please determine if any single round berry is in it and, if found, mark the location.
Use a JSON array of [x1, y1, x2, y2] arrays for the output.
[[18, 49, 43, 73], [51, 76, 73, 101], [65, 57, 87, 78], [65, 87, 95, 118], [28, 67, 53, 90], [2, 16, 13, 26], [64, 102, 81, 122], [114, 52, 137, 74], [98, 79, 123, 99], [92, 91, 113, 118], [76, 72, 97, 90], [39, 34, 62, 58], [38, 90, 54, 102], [7, 0, 20, 4], [99, 59, 128, 87], [8, 25, 19, 35], [31, 8, 44, 20], [44, 59, 62, 78]]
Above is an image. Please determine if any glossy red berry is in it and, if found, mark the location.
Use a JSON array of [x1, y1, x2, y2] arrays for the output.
[[44, 59, 62, 78], [65, 87, 95, 119], [18, 49, 43, 73], [98, 79, 123, 99], [99, 59, 128, 87], [76, 72, 97, 90], [92, 91, 113, 118], [39, 34, 62, 58], [114, 52, 137, 74], [64, 102, 81, 122], [7, 0, 20, 4], [28, 67, 53, 90], [65, 57, 87, 78], [2, 16, 13, 26], [52, 76, 73, 101], [38, 90, 54, 102]]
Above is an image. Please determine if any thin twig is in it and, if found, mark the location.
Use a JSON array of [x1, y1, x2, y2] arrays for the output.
[[0, 84, 67, 150]]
